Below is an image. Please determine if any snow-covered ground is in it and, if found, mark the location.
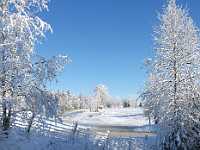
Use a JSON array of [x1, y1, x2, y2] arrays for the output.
[[63, 107, 158, 149], [64, 108, 156, 130], [0, 127, 157, 150], [64, 108, 147, 126], [0, 107, 158, 150], [0, 128, 106, 150]]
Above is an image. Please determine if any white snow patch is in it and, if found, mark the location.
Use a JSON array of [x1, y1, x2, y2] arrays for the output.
[[64, 108, 149, 127]]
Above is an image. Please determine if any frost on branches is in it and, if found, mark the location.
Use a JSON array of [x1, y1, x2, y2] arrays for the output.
[[0, 0, 69, 132], [56, 90, 90, 114], [93, 84, 111, 112], [142, 0, 200, 149]]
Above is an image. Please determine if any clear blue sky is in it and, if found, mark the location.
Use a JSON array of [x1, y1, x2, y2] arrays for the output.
[[37, 0, 200, 97]]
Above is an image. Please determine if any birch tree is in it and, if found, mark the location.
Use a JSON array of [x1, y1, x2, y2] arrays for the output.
[[142, 0, 200, 149], [0, 0, 69, 132]]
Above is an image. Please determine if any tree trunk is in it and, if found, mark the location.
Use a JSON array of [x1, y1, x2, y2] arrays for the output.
[[2, 106, 11, 132], [2, 103, 7, 130], [173, 43, 178, 117]]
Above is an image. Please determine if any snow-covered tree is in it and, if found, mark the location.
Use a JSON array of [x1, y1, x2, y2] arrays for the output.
[[142, 0, 200, 149], [57, 90, 74, 113], [142, 73, 161, 124], [0, 0, 69, 132], [93, 84, 110, 111], [25, 90, 59, 133], [57, 90, 91, 113]]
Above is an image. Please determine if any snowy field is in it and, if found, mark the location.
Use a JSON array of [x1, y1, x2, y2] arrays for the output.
[[64, 108, 147, 126], [63, 108, 157, 137], [0, 128, 157, 150], [0, 107, 158, 150], [63, 107, 158, 149], [0, 128, 107, 150]]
